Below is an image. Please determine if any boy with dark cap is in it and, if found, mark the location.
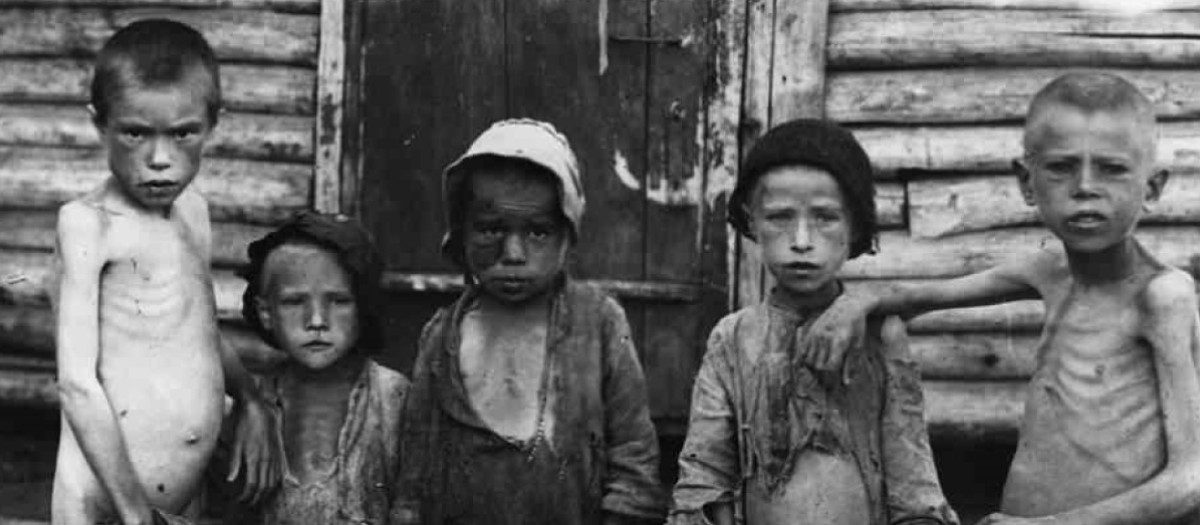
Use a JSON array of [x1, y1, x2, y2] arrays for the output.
[[668, 119, 957, 525], [391, 119, 665, 525]]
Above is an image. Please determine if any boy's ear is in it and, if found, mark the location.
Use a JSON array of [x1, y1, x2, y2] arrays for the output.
[[86, 104, 103, 131], [1014, 158, 1036, 206], [1146, 168, 1169, 203], [254, 296, 273, 332]]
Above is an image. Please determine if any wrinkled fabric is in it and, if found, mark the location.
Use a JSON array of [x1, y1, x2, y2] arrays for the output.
[[391, 280, 666, 525], [670, 287, 956, 525], [253, 359, 409, 525]]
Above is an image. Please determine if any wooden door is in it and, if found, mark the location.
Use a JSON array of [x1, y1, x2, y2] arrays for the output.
[[347, 0, 728, 431]]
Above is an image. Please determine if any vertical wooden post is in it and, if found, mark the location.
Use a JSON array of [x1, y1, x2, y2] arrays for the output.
[[314, 0, 346, 214], [733, 0, 831, 308]]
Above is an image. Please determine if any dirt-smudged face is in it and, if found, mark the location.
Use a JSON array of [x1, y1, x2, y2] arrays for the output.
[[748, 165, 853, 297], [257, 243, 360, 370], [95, 71, 214, 214], [1019, 104, 1166, 254], [463, 166, 569, 304]]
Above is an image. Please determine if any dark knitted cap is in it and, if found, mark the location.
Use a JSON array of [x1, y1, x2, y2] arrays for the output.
[[239, 211, 384, 354], [728, 118, 877, 258]]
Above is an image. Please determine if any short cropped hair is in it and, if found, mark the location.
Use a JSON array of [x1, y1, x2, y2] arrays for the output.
[[1024, 72, 1156, 155], [91, 19, 221, 125]]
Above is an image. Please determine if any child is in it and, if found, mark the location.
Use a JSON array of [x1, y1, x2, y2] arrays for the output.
[[667, 119, 957, 525], [51, 19, 279, 525], [390, 119, 665, 525], [230, 211, 409, 525], [802, 73, 1200, 525]]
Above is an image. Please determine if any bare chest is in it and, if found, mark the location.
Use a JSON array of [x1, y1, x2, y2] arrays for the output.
[[1036, 286, 1154, 394], [282, 382, 354, 482], [458, 312, 550, 442]]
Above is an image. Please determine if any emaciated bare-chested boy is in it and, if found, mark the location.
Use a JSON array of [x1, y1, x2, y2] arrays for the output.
[[801, 73, 1200, 525], [51, 19, 279, 525]]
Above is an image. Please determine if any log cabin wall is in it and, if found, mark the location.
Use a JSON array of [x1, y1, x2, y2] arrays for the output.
[[730, 0, 1200, 440], [0, 0, 329, 409]]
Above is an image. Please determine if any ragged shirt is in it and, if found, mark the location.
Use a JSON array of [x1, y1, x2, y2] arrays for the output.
[[390, 280, 666, 525], [670, 287, 957, 525], [256, 359, 410, 525]]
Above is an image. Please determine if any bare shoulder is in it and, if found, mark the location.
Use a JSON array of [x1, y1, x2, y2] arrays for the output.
[[370, 360, 411, 399], [1139, 267, 1197, 318], [1015, 246, 1069, 290], [56, 199, 109, 254], [174, 187, 211, 231]]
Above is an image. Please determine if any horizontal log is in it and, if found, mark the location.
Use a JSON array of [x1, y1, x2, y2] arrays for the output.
[[0, 8, 318, 66], [832, 0, 1200, 11], [0, 367, 57, 408], [0, 0, 320, 13], [923, 380, 1024, 439], [828, 68, 1200, 124], [0, 248, 250, 312], [910, 332, 1039, 379], [829, 10, 1200, 69], [840, 225, 1200, 278], [0, 104, 313, 163], [854, 121, 1200, 177], [910, 172, 1200, 237], [0, 304, 285, 372], [0, 146, 310, 224], [0, 210, 270, 267], [0, 59, 316, 115]]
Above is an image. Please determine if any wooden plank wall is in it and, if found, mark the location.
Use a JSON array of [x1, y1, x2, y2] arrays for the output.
[[0, 0, 325, 406], [823, 0, 1200, 438]]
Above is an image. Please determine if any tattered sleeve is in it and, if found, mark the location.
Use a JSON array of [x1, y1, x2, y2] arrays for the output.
[[669, 317, 740, 524], [599, 297, 668, 520], [878, 318, 960, 525]]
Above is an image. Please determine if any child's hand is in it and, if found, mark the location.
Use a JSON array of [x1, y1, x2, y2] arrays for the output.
[[226, 398, 281, 505], [797, 292, 872, 373]]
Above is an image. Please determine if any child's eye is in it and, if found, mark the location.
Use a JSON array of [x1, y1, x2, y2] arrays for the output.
[[1099, 163, 1129, 176], [331, 294, 356, 306], [279, 296, 305, 306], [815, 212, 842, 224], [171, 129, 198, 141], [120, 128, 148, 142], [1044, 160, 1075, 174]]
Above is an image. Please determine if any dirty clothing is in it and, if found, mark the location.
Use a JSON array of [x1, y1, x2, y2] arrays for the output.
[[670, 287, 956, 525], [248, 359, 409, 525], [391, 280, 666, 525]]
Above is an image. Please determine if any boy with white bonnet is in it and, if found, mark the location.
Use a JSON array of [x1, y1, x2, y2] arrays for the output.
[[391, 119, 666, 525]]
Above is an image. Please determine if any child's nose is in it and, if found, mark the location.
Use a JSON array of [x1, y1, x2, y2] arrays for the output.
[[147, 137, 172, 171], [790, 218, 814, 253], [501, 234, 527, 264], [306, 301, 330, 330], [1071, 165, 1101, 198]]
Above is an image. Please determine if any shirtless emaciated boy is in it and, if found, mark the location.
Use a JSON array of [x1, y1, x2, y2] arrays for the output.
[[52, 19, 278, 525], [802, 73, 1200, 525]]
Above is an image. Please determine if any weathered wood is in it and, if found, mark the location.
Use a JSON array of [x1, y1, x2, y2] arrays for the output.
[[0, 59, 316, 115], [357, 0, 506, 272], [313, 0, 344, 213], [0, 8, 318, 66], [705, 0, 746, 311], [0, 368, 57, 408], [829, 10, 1200, 69], [735, 0, 773, 309], [0, 0, 320, 13], [841, 225, 1200, 279], [0, 146, 310, 225], [832, 0, 1200, 11], [910, 172, 1200, 238], [923, 380, 1025, 438], [0, 210, 270, 267], [0, 104, 312, 163], [828, 68, 1200, 124], [910, 332, 1040, 380], [855, 121, 1200, 177]]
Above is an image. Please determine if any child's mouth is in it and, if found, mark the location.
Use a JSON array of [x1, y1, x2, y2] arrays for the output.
[[1066, 212, 1107, 228]]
